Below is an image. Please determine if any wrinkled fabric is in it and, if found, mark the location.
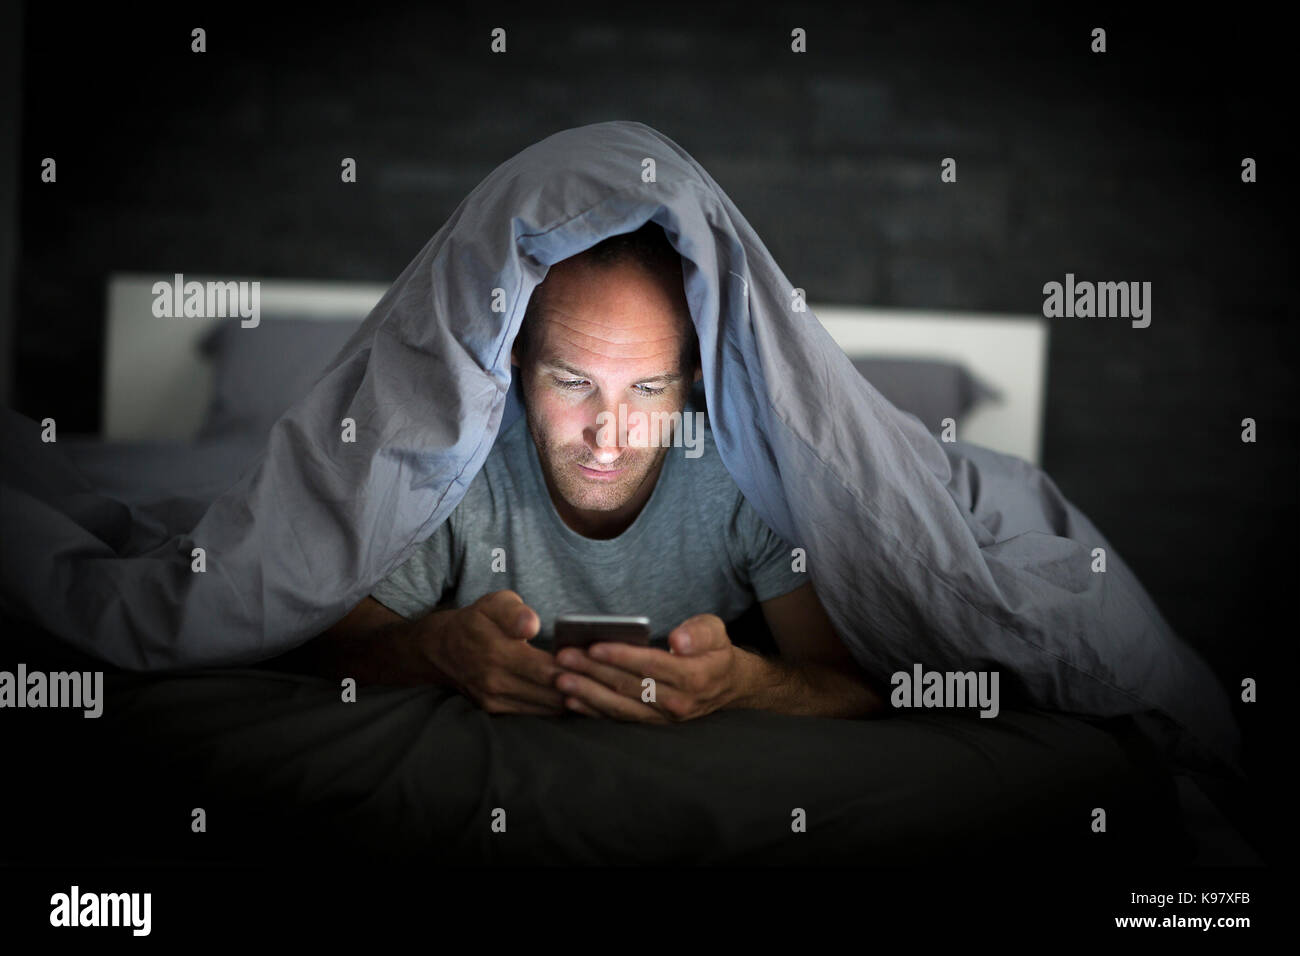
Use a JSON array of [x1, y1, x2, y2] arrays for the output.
[[0, 120, 1240, 776]]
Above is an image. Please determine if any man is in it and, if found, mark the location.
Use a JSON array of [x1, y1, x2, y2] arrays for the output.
[[305, 222, 885, 722]]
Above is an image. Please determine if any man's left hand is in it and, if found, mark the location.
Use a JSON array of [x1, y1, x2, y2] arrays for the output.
[[553, 613, 746, 722]]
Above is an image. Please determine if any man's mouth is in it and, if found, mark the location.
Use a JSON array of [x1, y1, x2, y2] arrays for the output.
[[577, 463, 625, 480]]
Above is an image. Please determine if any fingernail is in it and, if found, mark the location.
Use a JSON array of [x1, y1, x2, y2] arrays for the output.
[[678, 634, 691, 652]]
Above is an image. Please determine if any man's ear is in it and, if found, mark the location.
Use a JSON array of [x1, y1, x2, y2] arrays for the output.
[[692, 365, 702, 383], [510, 346, 520, 368]]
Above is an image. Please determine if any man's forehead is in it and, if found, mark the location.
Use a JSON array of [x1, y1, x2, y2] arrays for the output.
[[534, 300, 686, 352]]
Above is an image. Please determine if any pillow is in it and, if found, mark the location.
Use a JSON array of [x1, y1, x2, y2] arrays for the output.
[[849, 356, 1000, 431], [195, 317, 364, 442]]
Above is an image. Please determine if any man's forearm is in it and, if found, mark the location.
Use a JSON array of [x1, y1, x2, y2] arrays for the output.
[[727, 647, 886, 718]]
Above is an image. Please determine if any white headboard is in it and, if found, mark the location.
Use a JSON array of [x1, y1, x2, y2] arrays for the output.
[[104, 273, 1048, 464], [814, 305, 1048, 464], [103, 274, 387, 443]]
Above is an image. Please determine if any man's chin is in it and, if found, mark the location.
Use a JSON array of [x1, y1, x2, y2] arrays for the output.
[[556, 465, 643, 508], [561, 483, 634, 512]]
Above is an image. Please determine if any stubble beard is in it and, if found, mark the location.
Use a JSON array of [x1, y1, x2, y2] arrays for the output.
[[528, 415, 668, 512]]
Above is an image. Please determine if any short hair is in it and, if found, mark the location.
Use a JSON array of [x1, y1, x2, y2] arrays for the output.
[[514, 221, 699, 373]]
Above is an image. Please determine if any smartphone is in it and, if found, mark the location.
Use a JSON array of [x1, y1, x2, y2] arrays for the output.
[[553, 614, 652, 650]]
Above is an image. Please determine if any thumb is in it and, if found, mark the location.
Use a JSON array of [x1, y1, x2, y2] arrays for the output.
[[510, 605, 540, 641], [477, 590, 540, 641]]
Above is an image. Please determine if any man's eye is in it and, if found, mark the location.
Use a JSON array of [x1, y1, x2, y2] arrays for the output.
[[553, 378, 663, 396]]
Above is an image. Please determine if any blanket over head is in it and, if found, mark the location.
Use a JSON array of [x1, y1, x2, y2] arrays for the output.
[[0, 121, 1241, 777]]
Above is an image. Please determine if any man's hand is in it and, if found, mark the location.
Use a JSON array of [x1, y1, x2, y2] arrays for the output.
[[419, 590, 568, 716], [553, 613, 746, 722]]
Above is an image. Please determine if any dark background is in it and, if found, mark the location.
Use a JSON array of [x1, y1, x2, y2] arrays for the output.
[[2, 2, 1292, 828]]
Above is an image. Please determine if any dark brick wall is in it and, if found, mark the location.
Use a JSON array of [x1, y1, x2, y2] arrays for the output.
[[12, 2, 1294, 757], [0, 3, 20, 407]]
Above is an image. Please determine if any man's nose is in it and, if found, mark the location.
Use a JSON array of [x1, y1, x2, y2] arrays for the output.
[[585, 399, 625, 462]]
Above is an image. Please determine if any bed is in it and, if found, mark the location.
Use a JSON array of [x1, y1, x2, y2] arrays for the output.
[[0, 273, 1258, 866]]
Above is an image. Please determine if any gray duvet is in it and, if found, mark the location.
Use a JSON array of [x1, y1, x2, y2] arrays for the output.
[[0, 121, 1240, 777]]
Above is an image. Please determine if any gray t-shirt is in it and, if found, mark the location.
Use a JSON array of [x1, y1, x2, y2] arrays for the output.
[[370, 403, 805, 648]]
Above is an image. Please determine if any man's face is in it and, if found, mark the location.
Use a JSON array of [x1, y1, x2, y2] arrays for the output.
[[512, 257, 699, 534]]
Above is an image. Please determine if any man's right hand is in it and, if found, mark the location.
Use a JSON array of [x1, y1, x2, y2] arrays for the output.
[[413, 590, 567, 716]]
